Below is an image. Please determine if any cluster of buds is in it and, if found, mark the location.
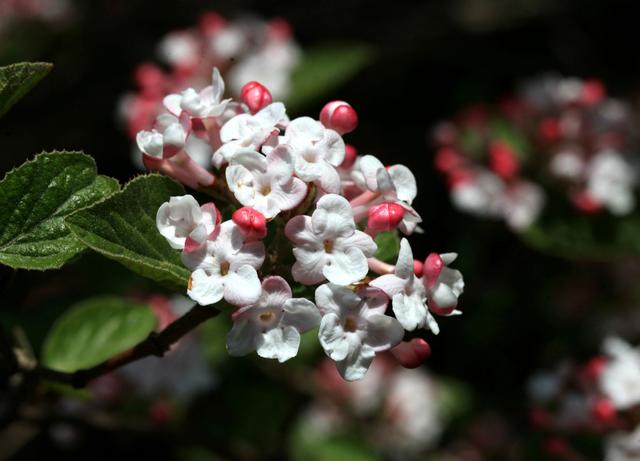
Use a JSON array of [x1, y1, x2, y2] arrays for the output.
[[144, 68, 464, 381], [433, 75, 638, 231], [119, 11, 300, 141], [0, 0, 71, 34], [527, 336, 640, 460]]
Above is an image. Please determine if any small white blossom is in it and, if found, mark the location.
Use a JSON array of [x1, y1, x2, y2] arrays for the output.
[[281, 116, 345, 193], [225, 146, 308, 219], [586, 150, 636, 215], [163, 68, 231, 119], [285, 194, 377, 285], [605, 425, 640, 461], [156, 195, 218, 251], [213, 102, 287, 167], [316, 283, 404, 381], [227, 276, 321, 362], [183, 221, 265, 307], [500, 180, 545, 230], [352, 155, 417, 204], [599, 337, 640, 410], [136, 113, 187, 159]]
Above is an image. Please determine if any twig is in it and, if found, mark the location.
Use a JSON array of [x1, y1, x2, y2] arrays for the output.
[[22, 304, 223, 389]]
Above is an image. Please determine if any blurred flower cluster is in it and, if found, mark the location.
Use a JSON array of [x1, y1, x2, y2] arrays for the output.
[[118, 11, 301, 144], [433, 75, 638, 231], [139, 66, 464, 380], [0, 0, 72, 35]]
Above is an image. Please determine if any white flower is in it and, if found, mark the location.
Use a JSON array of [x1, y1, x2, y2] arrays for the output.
[[550, 149, 586, 180], [281, 116, 345, 193], [315, 283, 404, 381], [605, 425, 640, 461], [352, 155, 417, 204], [586, 150, 636, 215], [599, 337, 640, 410], [225, 146, 307, 219], [213, 102, 287, 167], [450, 169, 505, 219], [157, 30, 200, 68], [156, 195, 218, 251], [183, 221, 265, 307], [371, 239, 463, 333], [285, 194, 377, 285], [226, 276, 321, 362], [163, 68, 231, 119], [136, 113, 187, 159], [500, 180, 545, 230]]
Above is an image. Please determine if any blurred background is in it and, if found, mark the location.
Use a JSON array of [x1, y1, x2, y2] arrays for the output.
[[3, 0, 640, 459]]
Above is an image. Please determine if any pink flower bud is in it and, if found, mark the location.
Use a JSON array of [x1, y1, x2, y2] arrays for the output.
[[267, 18, 293, 41], [367, 202, 405, 233], [489, 141, 519, 179], [232, 207, 267, 240], [434, 147, 462, 173], [583, 356, 607, 380], [413, 259, 424, 277], [424, 253, 443, 288], [199, 12, 226, 35], [320, 100, 358, 135], [448, 168, 474, 188], [572, 191, 602, 214], [390, 338, 431, 368], [591, 399, 616, 424], [134, 63, 165, 97], [340, 144, 358, 169], [581, 79, 605, 106], [538, 117, 560, 143], [241, 81, 273, 114]]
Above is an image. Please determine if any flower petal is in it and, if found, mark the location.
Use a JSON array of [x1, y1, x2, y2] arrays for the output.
[[223, 265, 261, 306], [318, 313, 351, 361], [364, 314, 404, 352], [336, 342, 375, 381], [188, 269, 224, 306], [282, 298, 321, 333], [256, 326, 301, 362], [323, 247, 368, 285], [226, 318, 259, 356]]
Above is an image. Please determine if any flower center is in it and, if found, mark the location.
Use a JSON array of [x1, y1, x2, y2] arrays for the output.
[[259, 311, 274, 323], [323, 239, 334, 253], [259, 184, 272, 195], [344, 316, 358, 332], [220, 261, 230, 276]]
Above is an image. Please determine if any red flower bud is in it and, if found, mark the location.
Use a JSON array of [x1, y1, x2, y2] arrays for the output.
[[367, 202, 405, 233], [390, 338, 431, 368], [134, 63, 165, 96], [489, 141, 519, 179], [424, 253, 443, 288], [583, 356, 607, 380], [572, 191, 602, 214], [232, 207, 267, 240], [581, 79, 605, 106], [413, 259, 424, 277], [434, 147, 462, 173], [539, 117, 561, 143], [320, 100, 358, 135], [340, 144, 358, 169], [199, 12, 226, 35], [592, 399, 616, 425], [241, 81, 273, 114]]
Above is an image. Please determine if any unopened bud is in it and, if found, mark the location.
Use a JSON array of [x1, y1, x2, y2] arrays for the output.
[[434, 147, 462, 173], [581, 79, 605, 106], [413, 259, 424, 277], [367, 202, 405, 233], [489, 141, 519, 179], [573, 191, 602, 214], [390, 338, 431, 368], [232, 207, 267, 240], [320, 100, 358, 135], [241, 81, 273, 114], [135, 63, 165, 96], [592, 399, 616, 424], [424, 253, 443, 288], [340, 144, 358, 169], [538, 117, 560, 143]]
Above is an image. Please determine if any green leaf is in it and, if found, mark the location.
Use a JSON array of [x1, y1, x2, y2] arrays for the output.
[[290, 428, 381, 461], [0, 62, 52, 117], [286, 44, 373, 112], [65, 174, 191, 288], [520, 207, 640, 260], [42, 297, 156, 372], [373, 231, 401, 263], [0, 151, 120, 270]]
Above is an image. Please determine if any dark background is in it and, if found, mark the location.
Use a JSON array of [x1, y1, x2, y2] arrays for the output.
[[2, 0, 640, 459]]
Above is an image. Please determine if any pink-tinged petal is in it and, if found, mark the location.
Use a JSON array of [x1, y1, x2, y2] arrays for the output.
[[388, 164, 417, 203], [257, 326, 300, 362], [254, 102, 286, 127], [363, 314, 404, 352], [260, 276, 293, 308], [163, 93, 183, 116], [391, 293, 426, 332], [359, 155, 385, 191], [395, 238, 415, 280], [292, 248, 326, 285], [312, 194, 356, 239], [323, 247, 368, 285], [336, 342, 375, 381], [285, 116, 324, 148], [226, 164, 256, 206], [315, 283, 361, 316], [318, 313, 350, 361], [266, 144, 295, 179], [226, 318, 260, 356], [137, 130, 163, 158], [220, 114, 254, 142], [188, 269, 224, 306], [282, 298, 321, 333], [230, 240, 265, 270], [314, 162, 341, 194], [284, 215, 316, 246], [369, 274, 406, 298], [223, 265, 261, 306], [317, 129, 345, 166], [356, 286, 389, 314], [211, 67, 225, 103], [231, 149, 268, 172], [338, 230, 377, 257], [200, 203, 219, 233], [269, 176, 307, 211]]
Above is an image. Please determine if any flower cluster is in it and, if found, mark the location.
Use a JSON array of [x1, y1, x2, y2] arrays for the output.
[[119, 11, 300, 143], [148, 69, 465, 380], [527, 336, 640, 460], [433, 75, 638, 231], [0, 0, 71, 36]]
